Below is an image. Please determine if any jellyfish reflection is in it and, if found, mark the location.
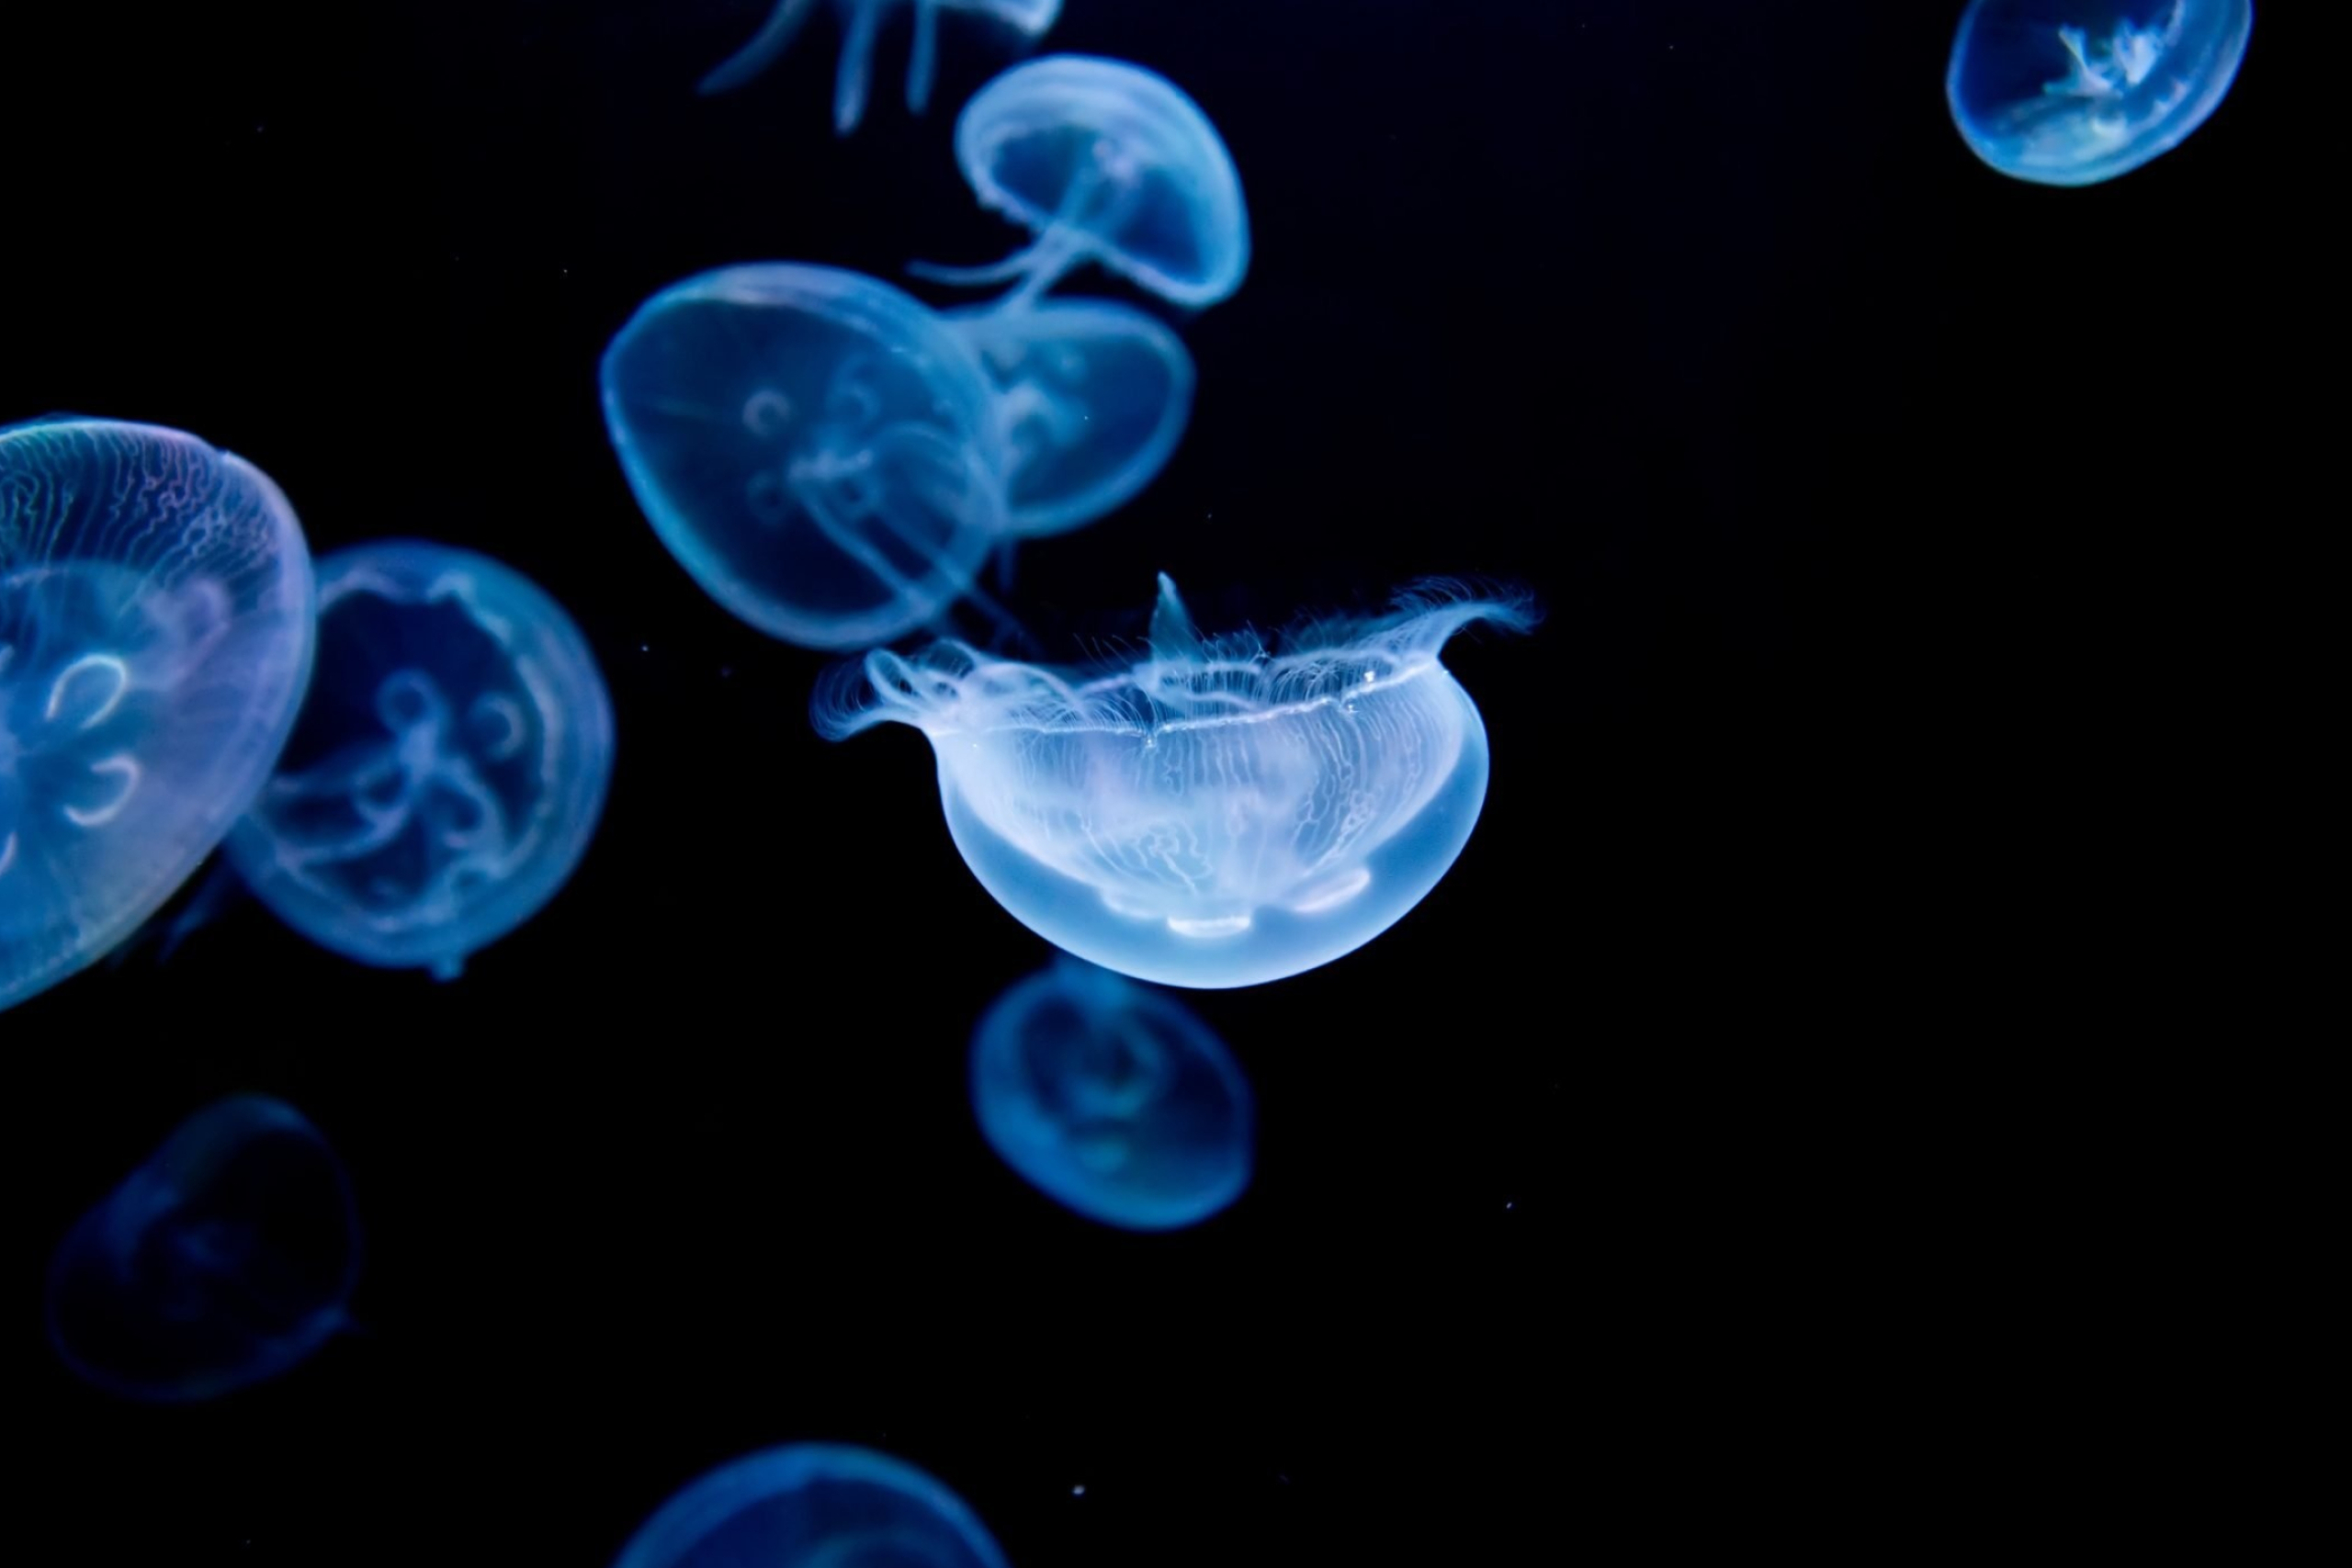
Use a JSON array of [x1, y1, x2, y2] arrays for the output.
[[613, 1443, 1009, 1568], [46, 1095, 361, 1402], [700, 0, 1062, 136], [816, 574, 1531, 989]]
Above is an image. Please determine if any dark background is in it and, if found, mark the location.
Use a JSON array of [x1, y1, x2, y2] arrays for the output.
[[4, 2, 2303, 1562]]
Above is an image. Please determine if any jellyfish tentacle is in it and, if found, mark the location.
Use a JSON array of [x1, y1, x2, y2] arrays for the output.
[[907, 221, 1092, 310], [832, 0, 888, 132], [698, 0, 822, 96], [906, 0, 943, 114]]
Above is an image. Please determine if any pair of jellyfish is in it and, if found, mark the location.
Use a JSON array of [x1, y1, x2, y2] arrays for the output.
[[46, 1095, 360, 1402], [604, 55, 1250, 650], [614, 1444, 1008, 1568], [701, 0, 1059, 137], [973, 956, 1253, 1229], [1948, 1, 2253, 186]]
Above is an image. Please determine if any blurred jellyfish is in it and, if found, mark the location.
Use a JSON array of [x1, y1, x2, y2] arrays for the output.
[[911, 55, 1251, 310], [973, 957, 1252, 1229], [0, 416, 315, 1014], [223, 540, 614, 980], [1948, 1, 2254, 186], [817, 574, 1532, 989], [47, 1095, 361, 1402], [700, 0, 1062, 135], [603, 264, 1017, 651], [613, 1443, 1009, 1568], [944, 298, 1194, 541]]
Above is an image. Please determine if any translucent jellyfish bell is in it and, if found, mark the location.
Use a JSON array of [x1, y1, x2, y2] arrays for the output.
[[46, 1095, 361, 1402], [944, 298, 1195, 539], [613, 1444, 1009, 1568], [223, 541, 615, 980], [700, 0, 1063, 136], [0, 417, 315, 1014], [973, 957, 1252, 1229], [910, 55, 1251, 310], [602, 264, 1012, 650], [1947, 1, 2254, 186], [818, 575, 1532, 989]]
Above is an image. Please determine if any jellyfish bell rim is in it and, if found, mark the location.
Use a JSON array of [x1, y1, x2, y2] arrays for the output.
[[610, 1442, 1011, 1568]]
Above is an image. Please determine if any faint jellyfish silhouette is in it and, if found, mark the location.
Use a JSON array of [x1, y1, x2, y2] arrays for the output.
[[613, 1443, 1009, 1568], [816, 574, 1532, 989], [972, 956, 1252, 1229], [603, 264, 1018, 651], [910, 55, 1252, 311], [46, 1095, 361, 1402], [700, 0, 1062, 135], [223, 540, 614, 980], [0, 416, 316, 1014], [1947, 1, 2254, 186]]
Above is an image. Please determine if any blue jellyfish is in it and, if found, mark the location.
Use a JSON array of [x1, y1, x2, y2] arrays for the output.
[[944, 298, 1195, 541], [613, 1444, 1009, 1568], [817, 575, 1532, 989], [223, 540, 614, 980], [910, 55, 1252, 311], [972, 956, 1252, 1229], [603, 264, 1015, 651], [0, 416, 315, 1014], [46, 1095, 361, 1402], [1948, 1, 2254, 186], [700, 0, 1062, 135]]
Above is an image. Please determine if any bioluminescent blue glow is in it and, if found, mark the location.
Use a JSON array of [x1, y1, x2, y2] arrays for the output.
[[973, 956, 1252, 1229], [701, 0, 1062, 135], [603, 264, 1012, 651], [817, 574, 1531, 989], [1948, 1, 2253, 186], [0, 417, 316, 1014], [613, 1443, 1009, 1568], [223, 540, 614, 980], [46, 1095, 360, 1402], [945, 298, 1195, 539], [910, 55, 1252, 310]]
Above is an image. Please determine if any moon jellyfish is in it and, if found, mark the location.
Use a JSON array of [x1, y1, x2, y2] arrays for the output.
[[973, 957, 1252, 1229], [817, 575, 1532, 989], [603, 264, 1012, 651], [613, 1443, 1009, 1568], [944, 298, 1194, 539], [701, 0, 1061, 135], [1947, 1, 2254, 186], [223, 541, 614, 980], [0, 417, 315, 1014], [910, 55, 1251, 311], [46, 1095, 360, 1402]]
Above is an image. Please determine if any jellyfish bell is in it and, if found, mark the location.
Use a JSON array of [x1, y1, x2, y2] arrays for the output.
[[223, 540, 614, 981], [910, 54, 1251, 311], [0, 416, 315, 1014], [818, 575, 1532, 989], [612, 1443, 1009, 1568], [700, 0, 1062, 135], [1947, 0, 2254, 186], [603, 263, 1016, 651]]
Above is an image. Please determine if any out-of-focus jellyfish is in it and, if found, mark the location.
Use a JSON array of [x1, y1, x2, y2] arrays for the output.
[[700, 0, 1062, 136], [0, 417, 315, 1014], [46, 1095, 360, 1402], [973, 956, 1252, 1229], [223, 540, 613, 980], [816, 575, 1532, 989], [1947, 1, 2254, 186], [944, 298, 1194, 540], [613, 1443, 1009, 1568], [911, 55, 1251, 310], [603, 264, 1015, 651]]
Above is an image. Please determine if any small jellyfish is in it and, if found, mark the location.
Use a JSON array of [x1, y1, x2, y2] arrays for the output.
[[46, 1095, 361, 1402], [972, 956, 1252, 1229], [603, 264, 1013, 650], [1948, 1, 2254, 186], [612, 1443, 1009, 1568], [910, 55, 1251, 311], [701, 0, 1062, 135], [817, 575, 1532, 989], [0, 416, 315, 1014], [944, 298, 1195, 540], [223, 540, 614, 980]]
